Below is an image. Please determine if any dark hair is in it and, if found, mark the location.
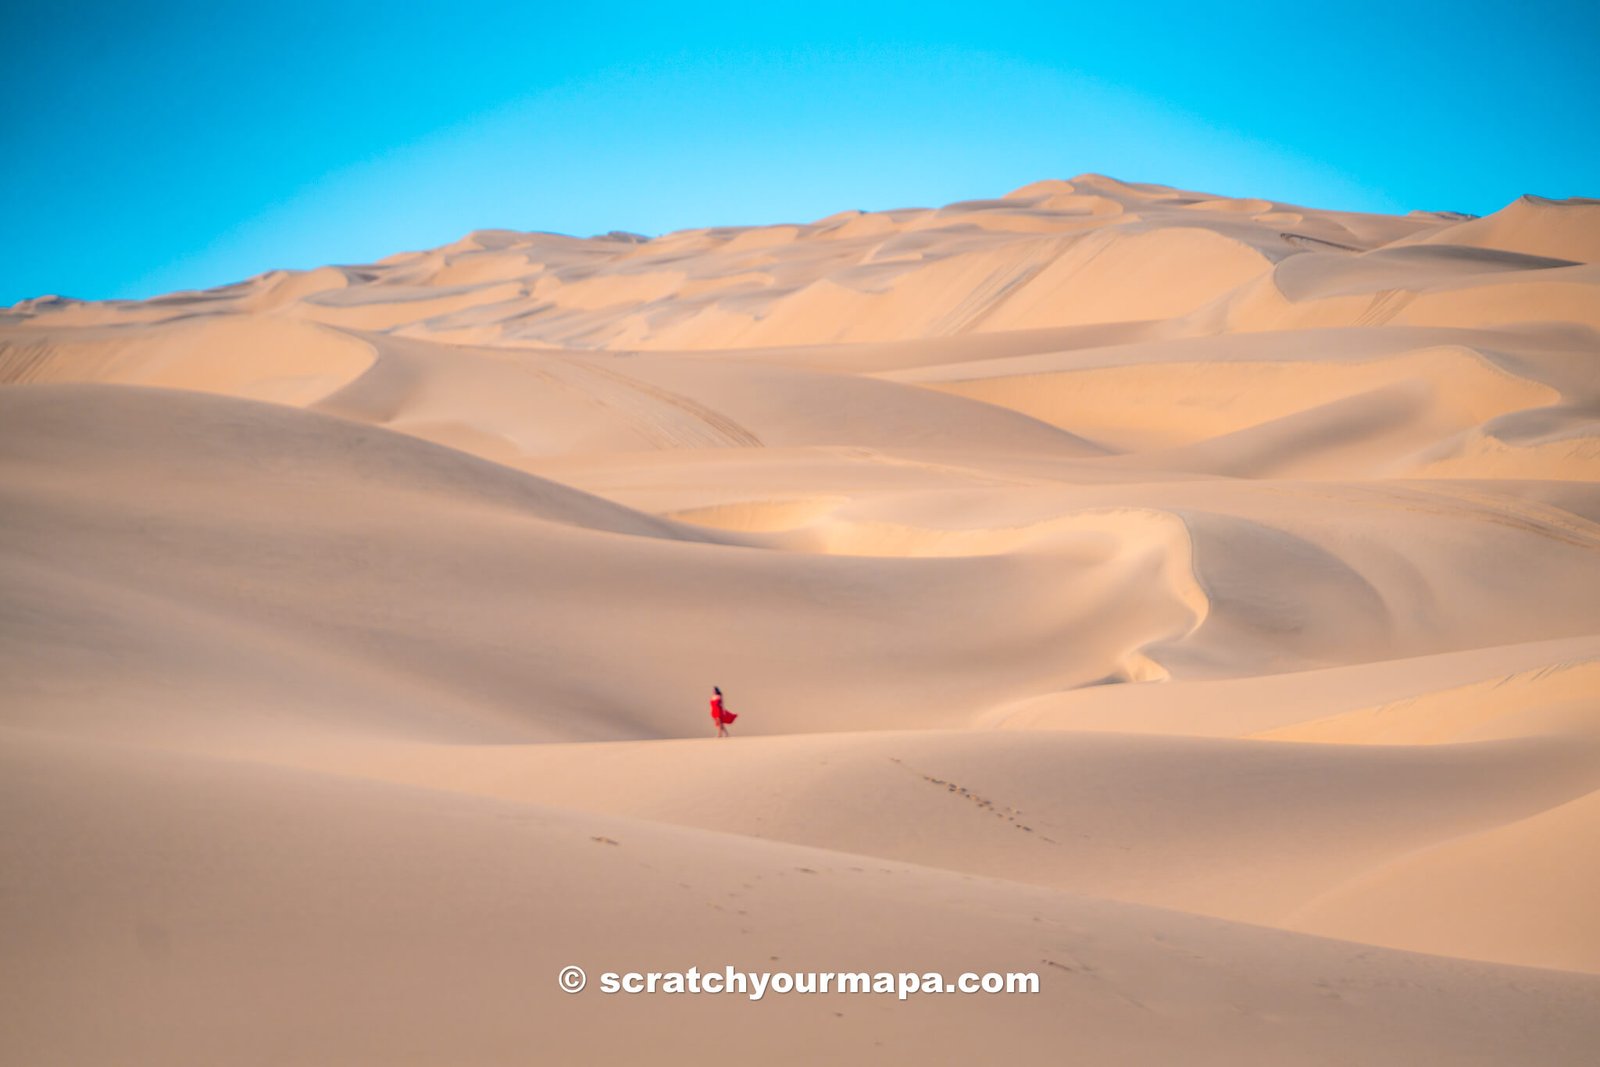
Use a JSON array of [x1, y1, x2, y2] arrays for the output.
[[713, 686, 722, 695]]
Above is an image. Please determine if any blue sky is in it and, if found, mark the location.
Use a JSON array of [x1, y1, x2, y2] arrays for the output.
[[3, 1, 1595, 304]]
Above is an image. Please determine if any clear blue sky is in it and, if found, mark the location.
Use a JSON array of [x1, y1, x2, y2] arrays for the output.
[[3, 1, 1595, 304]]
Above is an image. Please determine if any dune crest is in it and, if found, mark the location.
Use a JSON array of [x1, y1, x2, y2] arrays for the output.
[[4, 177, 1600, 1064]]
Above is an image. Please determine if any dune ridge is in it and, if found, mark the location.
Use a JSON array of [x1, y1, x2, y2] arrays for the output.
[[4, 175, 1599, 1065]]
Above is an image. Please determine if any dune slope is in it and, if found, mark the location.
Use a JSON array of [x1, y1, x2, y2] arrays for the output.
[[4, 176, 1599, 1064]]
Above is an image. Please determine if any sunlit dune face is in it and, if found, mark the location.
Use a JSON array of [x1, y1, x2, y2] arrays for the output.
[[4, 180, 1600, 1064]]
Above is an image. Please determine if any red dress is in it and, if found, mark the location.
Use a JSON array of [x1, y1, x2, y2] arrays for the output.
[[710, 695, 736, 725]]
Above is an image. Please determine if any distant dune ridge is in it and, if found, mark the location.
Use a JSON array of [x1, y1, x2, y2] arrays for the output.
[[3, 175, 1599, 1064]]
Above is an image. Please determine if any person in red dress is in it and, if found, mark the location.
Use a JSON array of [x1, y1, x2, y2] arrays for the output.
[[710, 686, 736, 738]]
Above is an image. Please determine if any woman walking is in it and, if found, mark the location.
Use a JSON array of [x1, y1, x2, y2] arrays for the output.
[[710, 686, 737, 738]]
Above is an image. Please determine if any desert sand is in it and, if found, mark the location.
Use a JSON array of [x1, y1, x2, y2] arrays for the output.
[[3, 174, 1599, 1063]]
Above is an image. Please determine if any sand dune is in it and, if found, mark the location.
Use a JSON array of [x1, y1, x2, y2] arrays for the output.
[[3, 175, 1599, 1064], [9, 729, 1597, 1066]]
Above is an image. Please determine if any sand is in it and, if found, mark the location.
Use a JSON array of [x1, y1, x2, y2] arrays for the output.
[[3, 174, 1599, 1064]]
